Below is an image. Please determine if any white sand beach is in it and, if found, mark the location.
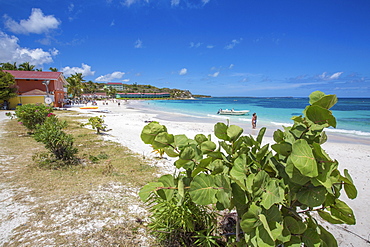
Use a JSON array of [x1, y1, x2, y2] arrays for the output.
[[75, 100, 370, 246], [1, 100, 369, 246]]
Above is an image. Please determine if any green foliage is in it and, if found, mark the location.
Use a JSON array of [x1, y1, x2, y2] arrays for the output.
[[81, 115, 111, 134], [0, 70, 17, 102], [139, 91, 357, 247], [33, 114, 78, 164], [15, 104, 54, 131], [142, 185, 220, 247]]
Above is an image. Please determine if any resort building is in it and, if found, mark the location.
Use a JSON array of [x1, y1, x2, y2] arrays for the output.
[[106, 82, 124, 91], [116, 92, 170, 98], [3, 70, 68, 109]]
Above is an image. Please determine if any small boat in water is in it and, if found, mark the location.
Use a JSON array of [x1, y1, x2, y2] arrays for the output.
[[217, 109, 250, 115]]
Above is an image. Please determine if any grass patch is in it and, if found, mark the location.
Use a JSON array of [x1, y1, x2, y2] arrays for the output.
[[0, 110, 160, 246]]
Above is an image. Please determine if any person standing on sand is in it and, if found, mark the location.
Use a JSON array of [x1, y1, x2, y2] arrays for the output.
[[252, 113, 257, 129]]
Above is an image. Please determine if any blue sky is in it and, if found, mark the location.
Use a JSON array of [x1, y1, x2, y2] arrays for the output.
[[1, 0, 369, 97]]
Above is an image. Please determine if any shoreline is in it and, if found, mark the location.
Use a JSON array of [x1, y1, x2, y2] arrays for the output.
[[1, 100, 369, 246]]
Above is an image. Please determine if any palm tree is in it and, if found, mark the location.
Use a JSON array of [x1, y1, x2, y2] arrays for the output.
[[0, 62, 17, 70], [19, 62, 36, 71], [66, 73, 85, 99], [49, 67, 58, 72]]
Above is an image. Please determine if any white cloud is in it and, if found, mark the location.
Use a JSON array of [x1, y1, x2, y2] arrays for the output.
[[134, 39, 143, 48], [68, 3, 75, 12], [95, 71, 125, 82], [110, 20, 115, 26], [171, 0, 180, 6], [229, 64, 234, 69], [4, 8, 61, 34], [0, 31, 58, 66], [121, 0, 149, 7], [61, 63, 95, 77], [319, 72, 344, 80], [179, 68, 187, 75], [202, 0, 210, 4], [209, 71, 219, 77], [224, 38, 242, 50], [190, 42, 202, 48], [122, 79, 130, 82], [206, 45, 214, 49], [329, 72, 343, 80]]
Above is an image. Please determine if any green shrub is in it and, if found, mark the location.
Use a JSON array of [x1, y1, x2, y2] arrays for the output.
[[33, 114, 78, 164], [15, 104, 53, 131], [144, 181, 220, 247], [81, 115, 111, 134], [139, 91, 357, 247]]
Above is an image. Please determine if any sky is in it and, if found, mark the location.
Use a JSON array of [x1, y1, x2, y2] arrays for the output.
[[1, 0, 370, 97]]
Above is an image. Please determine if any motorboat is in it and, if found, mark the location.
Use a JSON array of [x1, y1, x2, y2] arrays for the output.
[[217, 109, 250, 115]]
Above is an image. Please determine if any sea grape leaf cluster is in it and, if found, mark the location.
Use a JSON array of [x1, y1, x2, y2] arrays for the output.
[[139, 91, 357, 246]]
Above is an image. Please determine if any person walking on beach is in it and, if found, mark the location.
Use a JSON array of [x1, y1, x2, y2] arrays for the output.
[[252, 113, 257, 129]]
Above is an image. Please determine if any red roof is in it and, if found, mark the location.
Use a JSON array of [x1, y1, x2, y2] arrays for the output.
[[107, 82, 123, 85], [4, 70, 63, 80]]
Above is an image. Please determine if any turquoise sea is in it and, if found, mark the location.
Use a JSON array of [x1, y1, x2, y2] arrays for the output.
[[135, 97, 370, 141]]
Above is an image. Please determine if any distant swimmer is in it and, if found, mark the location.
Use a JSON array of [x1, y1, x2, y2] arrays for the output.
[[252, 113, 257, 129]]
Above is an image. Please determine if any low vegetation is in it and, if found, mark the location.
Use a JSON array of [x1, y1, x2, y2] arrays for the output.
[[140, 91, 357, 247], [0, 110, 159, 246]]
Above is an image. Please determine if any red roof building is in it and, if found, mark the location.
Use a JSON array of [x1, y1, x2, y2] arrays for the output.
[[4, 70, 68, 108]]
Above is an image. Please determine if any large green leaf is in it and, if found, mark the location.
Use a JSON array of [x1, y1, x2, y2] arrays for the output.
[[290, 139, 318, 178], [140, 122, 166, 144], [189, 173, 217, 205], [319, 225, 338, 247], [210, 159, 224, 175], [194, 133, 208, 144], [139, 182, 163, 201], [179, 146, 195, 160], [215, 175, 232, 209], [174, 134, 190, 148], [302, 228, 321, 247], [152, 132, 174, 148], [306, 105, 336, 127], [285, 159, 311, 185], [252, 170, 270, 197], [273, 129, 284, 143], [214, 122, 229, 141], [240, 203, 262, 233], [330, 199, 356, 225], [297, 185, 327, 207], [312, 94, 338, 110], [284, 216, 306, 235], [227, 125, 243, 142], [317, 210, 344, 224], [309, 91, 326, 105], [163, 146, 179, 157], [260, 179, 284, 209], [157, 174, 176, 200], [257, 127, 266, 144], [258, 214, 275, 241], [342, 169, 357, 199], [230, 154, 249, 183], [191, 157, 212, 177], [200, 140, 216, 154], [271, 142, 292, 156]]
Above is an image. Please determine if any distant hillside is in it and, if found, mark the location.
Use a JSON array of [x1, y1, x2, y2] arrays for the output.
[[100, 83, 194, 99]]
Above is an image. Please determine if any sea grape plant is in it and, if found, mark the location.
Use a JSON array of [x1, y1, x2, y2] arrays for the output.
[[139, 91, 357, 246], [81, 115, 111, 134]]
